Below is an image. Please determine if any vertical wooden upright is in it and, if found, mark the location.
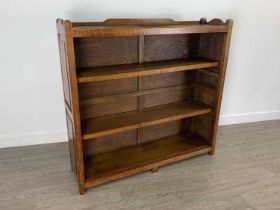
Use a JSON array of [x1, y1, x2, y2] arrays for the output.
[[57, 19, 86, 194], [206, 19, 233, 154]]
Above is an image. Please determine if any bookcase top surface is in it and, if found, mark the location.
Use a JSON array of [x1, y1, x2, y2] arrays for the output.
[[58, 18, 232, 37]]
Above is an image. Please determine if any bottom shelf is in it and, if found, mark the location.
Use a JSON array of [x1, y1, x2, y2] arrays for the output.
[[84, 134, 211, 188]]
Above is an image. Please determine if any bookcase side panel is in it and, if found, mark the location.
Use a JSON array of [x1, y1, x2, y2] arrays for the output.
[[57, 19, 86, 194], [192, 22, 233, 150], [197, 21, 233, 153], [209, 20, 233, 153]]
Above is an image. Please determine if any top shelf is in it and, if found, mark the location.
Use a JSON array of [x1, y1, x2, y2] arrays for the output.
[[77, 58, 219, 83], [72, 24, 228, 37]]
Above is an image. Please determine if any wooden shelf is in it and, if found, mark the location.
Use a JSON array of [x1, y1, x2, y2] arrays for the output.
[[84, 134, 211, 188], [81, 101, 212, 140], [77, 58, 219, 83], [72, 24, 228, 37]]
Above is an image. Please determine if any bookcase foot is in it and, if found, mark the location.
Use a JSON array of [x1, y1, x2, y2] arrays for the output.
[[79, 187, 87, 195], [208, 149, 215, 155], [151, 167, 159, 173]]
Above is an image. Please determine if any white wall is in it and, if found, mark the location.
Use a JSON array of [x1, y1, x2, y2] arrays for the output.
[[1, 0, 280, 148]]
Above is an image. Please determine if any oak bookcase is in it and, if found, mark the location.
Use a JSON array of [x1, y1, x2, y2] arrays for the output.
[[56, 18, 233, 194]]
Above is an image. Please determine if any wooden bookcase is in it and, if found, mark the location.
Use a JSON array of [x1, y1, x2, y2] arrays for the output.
[[56, 18, 233, 194]]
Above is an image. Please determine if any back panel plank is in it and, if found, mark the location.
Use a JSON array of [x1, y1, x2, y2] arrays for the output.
[[80, 96, 137, 119], [196, 71, 218, 87], [140, 86, 193, 109], [74, 36, 138, 68], [140, 120, 189, 144], [199, 33, 225, 61], [144, 34, 199, 62], [78, 78, 137, 99], [190, 114, 212, 144], [140, 71, 195, 90], [83, 130, 137, 157]]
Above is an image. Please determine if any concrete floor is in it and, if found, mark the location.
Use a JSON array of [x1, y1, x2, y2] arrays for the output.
[[1, 120, 280, 210]]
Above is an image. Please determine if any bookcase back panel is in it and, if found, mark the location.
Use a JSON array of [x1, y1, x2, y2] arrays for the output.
[[199, 33, 225, 61], [190, 114, 212, 144], [139, 71, 195, 109], [195, 71, 218, 107], [140, 71, 194, 90], [80, 96, 137, 119], [74, 36, 138, 68], [144, 34, 199, 62], [139, 120, 189, 144], [195, 88, 216, 107], [78, 78, 137, 99], [196, 71, 218, 87], [140, 86, 193, 109], [83, 130, 137, 156]]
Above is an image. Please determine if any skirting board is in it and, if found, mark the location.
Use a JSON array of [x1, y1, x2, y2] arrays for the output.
[[219, 109, 280, 126], [0, 110, 280, 148], [0, 129, 67, 148]]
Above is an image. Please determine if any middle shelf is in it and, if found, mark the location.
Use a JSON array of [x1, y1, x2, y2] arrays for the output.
[[81, 100, 212, 140]]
